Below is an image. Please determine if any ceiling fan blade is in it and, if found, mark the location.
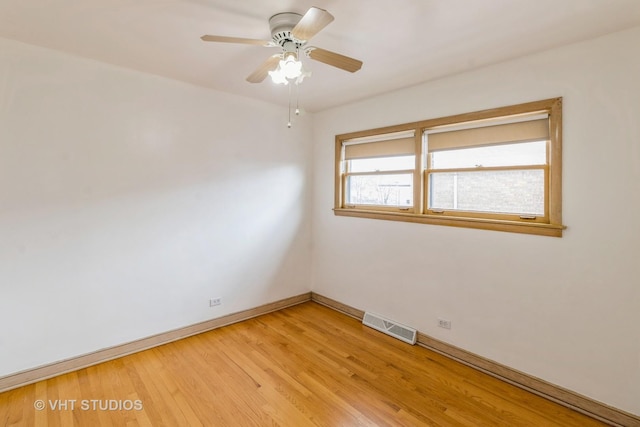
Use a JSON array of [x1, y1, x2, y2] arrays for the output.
[[246, 55, 281, 83], [200, 35, 273, 46], [291, 7, 334, 42], [306, 47, 363, 73]]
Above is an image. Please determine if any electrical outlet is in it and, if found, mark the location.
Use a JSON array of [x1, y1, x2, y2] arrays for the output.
[[438, 318, 452, 329], [209, 298, 222, 307]]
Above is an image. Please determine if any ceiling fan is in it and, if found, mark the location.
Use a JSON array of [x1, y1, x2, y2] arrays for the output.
[[200, 6, 363, 85]]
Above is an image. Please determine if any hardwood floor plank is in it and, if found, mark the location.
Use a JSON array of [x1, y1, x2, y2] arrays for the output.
[[0, 302, 608, 426], [276, 305, 507, 425]]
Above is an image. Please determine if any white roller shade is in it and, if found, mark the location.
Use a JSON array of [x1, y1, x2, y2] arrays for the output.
[[427, 117, 549, 152], [344, 130, 415, 160]]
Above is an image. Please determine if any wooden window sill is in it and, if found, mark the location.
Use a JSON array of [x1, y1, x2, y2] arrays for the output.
[[333, 208, 566, 237]]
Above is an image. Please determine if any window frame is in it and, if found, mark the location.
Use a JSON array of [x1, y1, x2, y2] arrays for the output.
[[334, 98, 565, 237]]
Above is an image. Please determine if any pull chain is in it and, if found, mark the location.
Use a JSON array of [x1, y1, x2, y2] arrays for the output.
[[287, 82, 292, 128], [295, 82, 300, 116]]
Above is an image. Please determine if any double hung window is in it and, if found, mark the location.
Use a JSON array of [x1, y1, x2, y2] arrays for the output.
[[342, 131, 416, 209], [334, 98, 565, 237]]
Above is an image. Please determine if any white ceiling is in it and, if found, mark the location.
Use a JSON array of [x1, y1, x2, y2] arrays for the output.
[[1, 0, 640, 112]]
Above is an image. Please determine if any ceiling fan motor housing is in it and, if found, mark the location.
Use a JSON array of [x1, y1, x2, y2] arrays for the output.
[[269, 12, 304, 49]]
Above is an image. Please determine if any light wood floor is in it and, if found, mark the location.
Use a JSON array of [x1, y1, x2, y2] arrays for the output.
[[0, 302, 606, 426]]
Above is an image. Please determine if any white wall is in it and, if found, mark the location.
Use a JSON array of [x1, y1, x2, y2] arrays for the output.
[[311, 27, 640, 415], [0, 38, 312, 376]]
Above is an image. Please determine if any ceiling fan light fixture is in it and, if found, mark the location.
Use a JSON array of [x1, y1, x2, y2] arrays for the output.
[[281, 52, 302, 79], [268, 67, 289, 85], [295, 69, 311, 84], [269, 52, 307, 85]]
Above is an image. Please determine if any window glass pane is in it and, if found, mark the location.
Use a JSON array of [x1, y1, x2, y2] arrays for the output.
[[429, 141, 546, 169], [347, 174, 413, 207], [428, 169, 544, 215], [349, 155, 415, 173]]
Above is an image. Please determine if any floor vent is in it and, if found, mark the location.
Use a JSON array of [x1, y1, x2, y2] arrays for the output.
[[363, 312, 417, 345]]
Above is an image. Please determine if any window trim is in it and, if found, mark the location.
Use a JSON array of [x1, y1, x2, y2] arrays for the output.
[[334, 98, 565, 237]]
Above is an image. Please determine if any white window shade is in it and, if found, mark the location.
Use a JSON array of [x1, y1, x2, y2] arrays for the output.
[[344, 130, 415, 160], [427, 117, 549, 152]]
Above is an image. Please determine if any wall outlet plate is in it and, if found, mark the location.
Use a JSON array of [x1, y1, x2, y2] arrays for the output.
[[209, 298, 222, 307], [438, 318, 452, 329]]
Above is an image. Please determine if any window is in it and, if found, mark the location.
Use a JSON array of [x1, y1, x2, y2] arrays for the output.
[[343, 130, 416, 209], [334, 98, 565, 237]]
